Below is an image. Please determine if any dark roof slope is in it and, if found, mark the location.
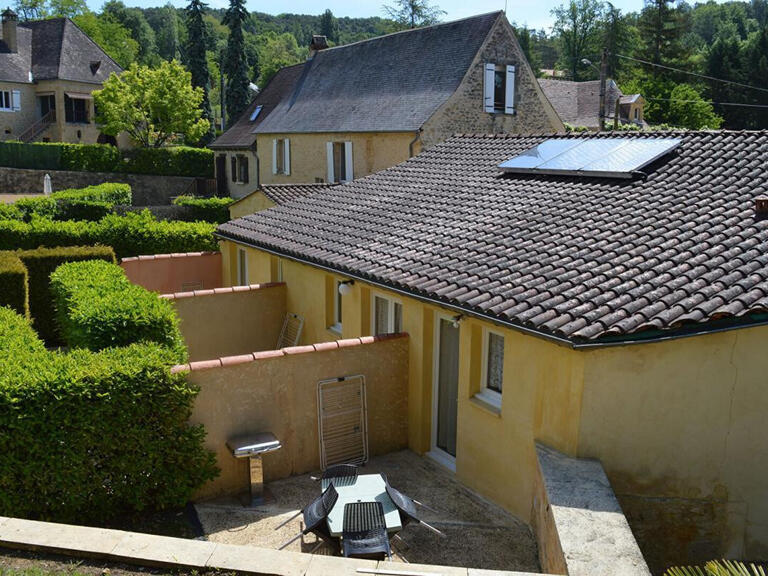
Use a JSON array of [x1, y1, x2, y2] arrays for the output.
[[0, 17, 120, 84], [210, 63, 306, 149], [261, 182, 337, 205], [218, 131, 768, 344], [253, 12, 501, 134], [539, 79, 623, 128]]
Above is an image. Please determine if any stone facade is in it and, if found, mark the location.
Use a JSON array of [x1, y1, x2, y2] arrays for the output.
[[0, 80, 36, 140], [421, 17, 563, 147]]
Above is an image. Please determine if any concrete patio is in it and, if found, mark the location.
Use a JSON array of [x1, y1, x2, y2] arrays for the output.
[[194, 450, 540, 573]]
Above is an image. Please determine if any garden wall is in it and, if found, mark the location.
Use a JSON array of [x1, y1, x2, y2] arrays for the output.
[[182, 333, 410, 501], [122, 252, 222, 295], [0, 167, 209, 205], [161, 282, 285, 362]]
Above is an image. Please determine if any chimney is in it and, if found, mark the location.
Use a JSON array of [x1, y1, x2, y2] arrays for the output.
[[2, 8, 17, 54], [308, 35, 328, 59]]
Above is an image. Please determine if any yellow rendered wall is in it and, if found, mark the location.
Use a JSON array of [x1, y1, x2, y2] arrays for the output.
[[0, 81, 36, 141], [255, 132, 419, 186], [229, 191, 275, 219]]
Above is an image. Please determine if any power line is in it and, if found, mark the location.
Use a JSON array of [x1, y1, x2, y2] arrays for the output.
[[613, 53, 768, 95], [644, 96, 768, 109]]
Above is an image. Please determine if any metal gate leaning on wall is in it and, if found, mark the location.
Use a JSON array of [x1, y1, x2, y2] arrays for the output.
[[317, 375, 369, 469]]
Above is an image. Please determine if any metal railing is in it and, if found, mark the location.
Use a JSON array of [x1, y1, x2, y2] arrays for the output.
[[18, 110, 56, 143]]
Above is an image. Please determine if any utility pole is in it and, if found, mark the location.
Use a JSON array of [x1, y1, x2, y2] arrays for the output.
[[598, 48, 607, 132], [220, 70, 226, 131]]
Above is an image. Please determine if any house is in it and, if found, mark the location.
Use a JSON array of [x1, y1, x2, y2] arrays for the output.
[[228, 182, 336, 219], [0, 8, 122, 144], [215, 130, 768, 571], [538, 77, 645, 129], [209, 11, 563, 199]]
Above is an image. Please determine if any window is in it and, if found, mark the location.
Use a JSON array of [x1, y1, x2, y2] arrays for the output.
[[236, 248, 248, 286], [372, 294, 403, 335], [634, 108, 639, 121], [64, 95, 88, 123], [272, 138, 290, 175], [477, 329, 504, 408], [230, 156, 237, 182], [0, 90, 20, 112], [237, 155, 249, 183], [484, 63, 515, 114], [326, 141, 353, 183]]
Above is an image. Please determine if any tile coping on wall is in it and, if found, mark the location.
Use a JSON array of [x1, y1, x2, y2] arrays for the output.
[[0, 515, 545, 576], [159, 282, 286, 301], [121, 251, 221, 263], [171, 333, 408, 374]]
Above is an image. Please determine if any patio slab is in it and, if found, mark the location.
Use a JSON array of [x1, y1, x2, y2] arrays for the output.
[[195, 450, 540, 572]]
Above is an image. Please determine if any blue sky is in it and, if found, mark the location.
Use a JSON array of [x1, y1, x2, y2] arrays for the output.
[[84, 0, 723, 31]]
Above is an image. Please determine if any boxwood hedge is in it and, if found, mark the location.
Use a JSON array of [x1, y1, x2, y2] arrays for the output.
[[0, 306, 218, 523], [9, 184, 133, 222], [51, 260, 185, 360], [172, 195, 233, 224], [0, 254, 28, 318]]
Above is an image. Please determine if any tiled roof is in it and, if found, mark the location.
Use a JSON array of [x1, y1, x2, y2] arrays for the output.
[[0, 17, 121, 84], [260, 183, 338, 205], [218, 131, 768, 344], [210, 63, 306, 149], [539, 79, 623, 128], [252, 12, 501, 134]]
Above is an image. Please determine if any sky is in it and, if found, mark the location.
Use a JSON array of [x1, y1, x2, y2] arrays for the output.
[[85, 0, 727, 32]]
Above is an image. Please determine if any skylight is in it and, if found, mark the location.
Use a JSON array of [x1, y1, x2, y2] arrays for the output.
[[249, 105, 263, 122], [498, 138, 682, 179]]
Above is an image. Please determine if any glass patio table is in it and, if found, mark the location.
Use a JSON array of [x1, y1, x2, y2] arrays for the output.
[[324, 473, 402, 537]]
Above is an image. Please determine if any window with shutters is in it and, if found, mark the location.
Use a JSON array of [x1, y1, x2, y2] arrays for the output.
[[230, 156, 237, 182], [372, 293, 403, 336], [276, 139, 285, 173], [332, 142, 345, 182], [484, 63, 516, 115], [0, 91, 16, 111], [327, 141, 353, 183]]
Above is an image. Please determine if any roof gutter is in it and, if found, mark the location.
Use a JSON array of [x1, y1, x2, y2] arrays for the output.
[[215, 232, 768, 351], [409, 129, 422, 158]]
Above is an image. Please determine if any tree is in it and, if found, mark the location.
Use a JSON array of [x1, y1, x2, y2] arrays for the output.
[[667, 83, 723, 128], [94, 60, 209, 148], [319, 8, 339, 43], [513, 25, 541, 75], [383, 0, 445, 29], [73, 11, 139, 68], [602, 3, 633, 78], [222, 0, 251, 126], [152, 3, 181, 61], [103, 1, 157, 65], [551, 0, 605, 80], [638, 0, 689, 77], [47, 0, 85, 17], [256, 31, 304, 86], [185, 0, 215, 144], [13, 0, 47, 20]]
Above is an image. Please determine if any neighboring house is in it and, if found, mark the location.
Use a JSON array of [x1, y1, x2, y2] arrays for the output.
[[210, 11, 563, 199], [229, 182, 336, 219], [0, 8, 123, 144], [216, 131, 768, 570], [539, 77, 645, 129]]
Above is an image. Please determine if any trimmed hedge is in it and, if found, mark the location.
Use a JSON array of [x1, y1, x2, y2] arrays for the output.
[[0, 307, 218, 523], [0, 254, 28, 318], [10, 184, 133, 222], [0, 141, 213, 178], [13, 246, 116, 345], [173, 195, 233, 224], [51, 260, 185, 359], [0, 211, 217, 259]]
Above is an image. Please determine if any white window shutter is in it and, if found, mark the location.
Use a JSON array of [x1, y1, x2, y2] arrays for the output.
[[284, 138, 291, 175], [11, 90, 20, 111], [344, 141, 353, 182], [484, 63, 495, 113], [272, 139, 277, 175], [505, 65, 516, 114], [326, 142, 334, 183]]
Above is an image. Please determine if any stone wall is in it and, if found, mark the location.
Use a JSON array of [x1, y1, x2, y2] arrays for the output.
[[0, 166, 202, 205], [421, 17, 564, 148], [183, 333, 410, 500]]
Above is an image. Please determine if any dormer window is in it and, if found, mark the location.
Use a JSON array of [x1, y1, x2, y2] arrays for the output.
[[484, 63, 516, 114], [90, 61, 101, 75]]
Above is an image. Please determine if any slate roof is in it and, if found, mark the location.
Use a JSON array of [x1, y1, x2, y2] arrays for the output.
[[251, 12, 502, 134], [210, 64, 306, 149], [217, 131, 768, 345], [539, 79, 626, 128], [0, 17, 121, 84]]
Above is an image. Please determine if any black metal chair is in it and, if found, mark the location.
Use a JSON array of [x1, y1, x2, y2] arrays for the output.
[[320, 463, 359, 489], [277, 484, 339, 551], [385, 482, 445, 537], [342, 501, 392, 559]]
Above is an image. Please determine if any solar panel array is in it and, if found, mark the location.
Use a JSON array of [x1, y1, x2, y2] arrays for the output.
[[498, 138, 682, 179]]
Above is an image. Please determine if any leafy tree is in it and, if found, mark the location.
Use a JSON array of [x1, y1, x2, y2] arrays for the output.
[[222, 0, 251, 126], [94, 60, 209, 148], [383, 0, 445, 29], [603, 2, 633, 78], [551, 0, 605, 80], [256, 31, 305, 86], [73, 11, 139, 68], [48, 0, 85, 17], [150, 3, 182, 61], [667, 83, 723, 128], [513, 25, 541, 75], [13, 0, 47, 20], [320, 8, 339, 43], [103, 1, 157, 65], [185, 0, 215, 144]]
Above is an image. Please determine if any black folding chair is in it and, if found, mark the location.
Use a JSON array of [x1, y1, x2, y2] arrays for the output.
[[342, 501, 392, 559], [385, 482, 445, 537], [320, 463, 359, 489], [276, 484, 339, 551]]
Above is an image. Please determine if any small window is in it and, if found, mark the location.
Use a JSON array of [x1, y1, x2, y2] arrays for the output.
[[236, 248, 248, 286], [0, 91, 11, 111], [237, 155, 249, 184], [333, 142, 345, 183], [634, 108, 639, 121], [230, 156, 237, 182], [276, 139, 285, 174], [327, 141, 353, 182], [273, 138, 290, 175], [372, 294, 403, 335], [493, 70, 505, 111], [328, 279, 343, 333], [477, 329, 504, 408], [249, 105, 263, 122]]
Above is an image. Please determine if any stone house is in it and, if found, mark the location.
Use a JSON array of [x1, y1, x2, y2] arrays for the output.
[[539, 77, 646, 129], [215, 130, 768, 572], [209, 11, 563, 200], [0, 8, 122, 144]]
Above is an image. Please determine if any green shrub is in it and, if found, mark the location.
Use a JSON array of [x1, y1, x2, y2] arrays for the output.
[[0, 203, 22, 221], [0, 141, 61, 170], [172, 195, 233, 224], [119, 146, 214, 178], [0, 254, 28, 318], [60, 143, 120, 172], [51, 260, 185, 359], [15, 245, 116, 345], [0, 212, 217, 259], [14, 196, 57, 221], [52, 183, 132, 221], [0, 308, 218, 522]]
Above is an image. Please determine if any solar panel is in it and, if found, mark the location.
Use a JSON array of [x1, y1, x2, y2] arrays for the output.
[[498, 138, 681, 179], [249, 105, 263, 122]]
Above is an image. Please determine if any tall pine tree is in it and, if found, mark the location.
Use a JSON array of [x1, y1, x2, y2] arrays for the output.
[[185, 0, 215, 144], [223, 0, 251, 126]]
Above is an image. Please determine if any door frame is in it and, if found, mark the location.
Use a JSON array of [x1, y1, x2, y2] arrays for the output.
[[429, 311, 458, 472]]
